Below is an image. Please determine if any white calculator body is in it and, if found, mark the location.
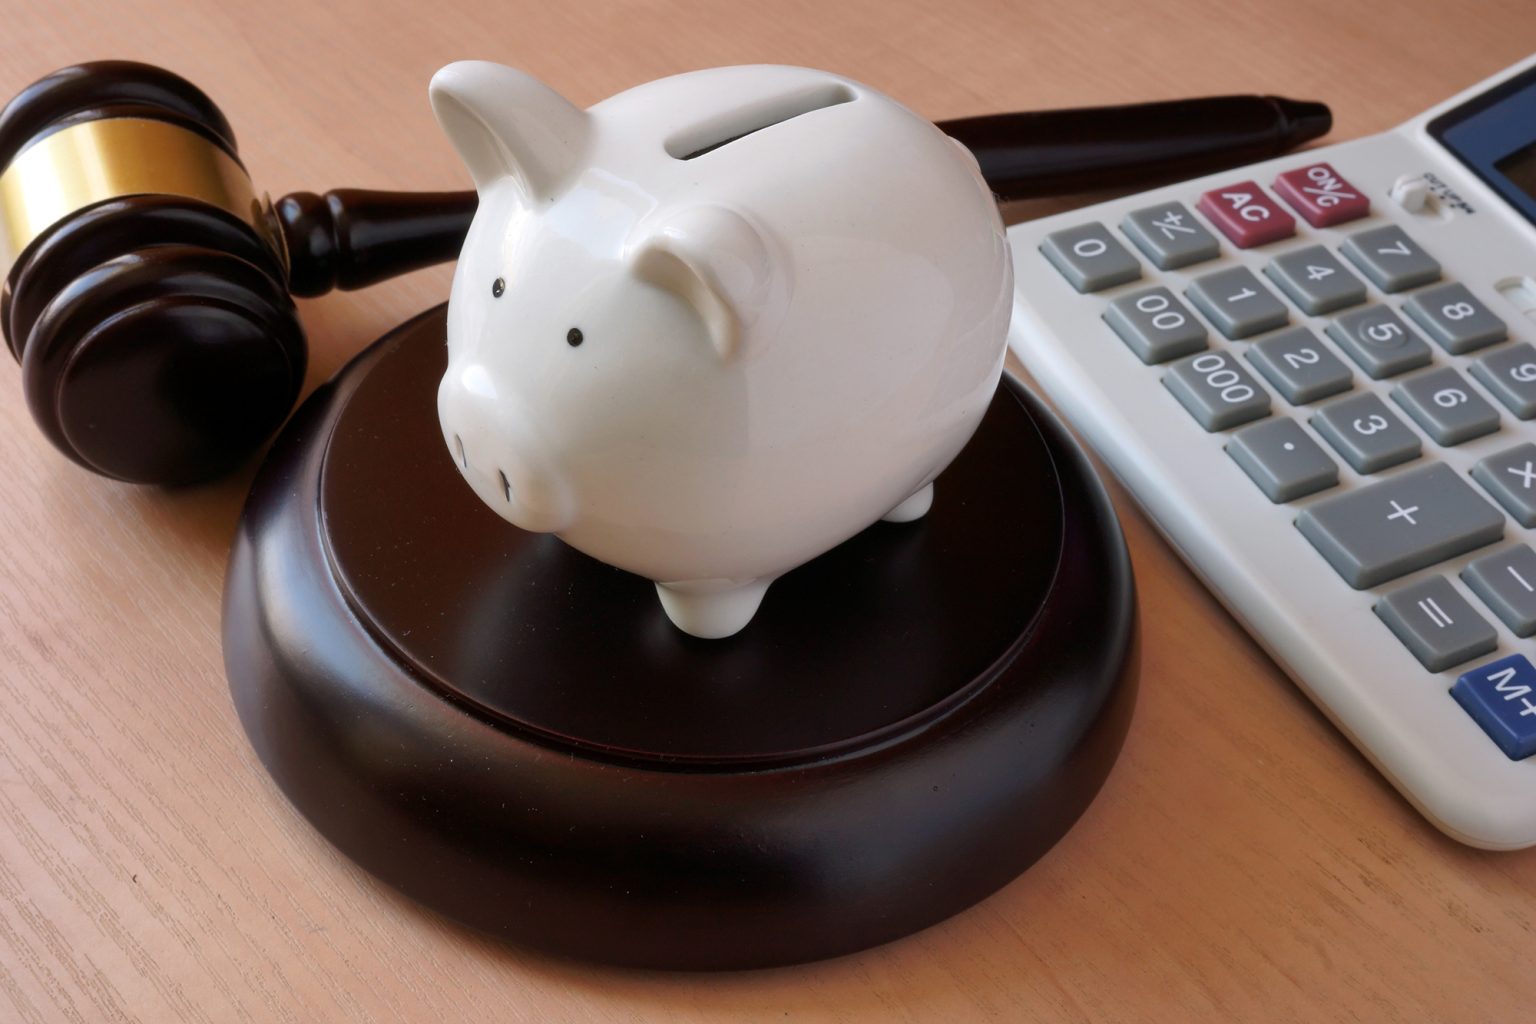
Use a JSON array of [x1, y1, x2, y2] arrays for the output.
[[1006, 54, 1536, 848]]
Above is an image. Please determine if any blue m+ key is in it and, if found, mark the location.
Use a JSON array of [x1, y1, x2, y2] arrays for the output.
[[1453, 654, 1536, 760]]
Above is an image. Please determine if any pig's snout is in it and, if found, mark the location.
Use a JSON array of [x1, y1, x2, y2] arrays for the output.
[[438, 364, 575, 534]]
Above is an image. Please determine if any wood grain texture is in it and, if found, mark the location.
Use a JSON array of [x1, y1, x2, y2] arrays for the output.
[[0, 0, 1533, 1020]]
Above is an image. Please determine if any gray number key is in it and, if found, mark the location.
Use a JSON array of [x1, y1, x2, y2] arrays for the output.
[[1374, 576, 1497, 671], [1226, 418, 1338, 502], [1245, 327, 1353, 404], [1120, 202, 1221, 270], [1339, 225, 1441, 292], [1310, 393, 1421, 473], [1263, 245, 1367, 315], [1403, 283, 1507, 354], [1462, 545, 1536, 637], [1390, 367, 1500, 446], [1102, 286, 1207, 364], [1186, 266, 1289, 339], [1040, 223, 1141, 293], [1325, 305, 1433, 379], [1296, 463, 1504, 588], [1162, 351, 1270, 431], [1472, 443, 1536, 527], [1470, 342, 1536, 419]]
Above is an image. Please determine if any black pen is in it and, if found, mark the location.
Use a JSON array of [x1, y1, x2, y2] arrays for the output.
[[938, 94, 1332, 201]]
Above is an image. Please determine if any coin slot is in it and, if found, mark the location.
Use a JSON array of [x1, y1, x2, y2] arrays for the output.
[[666, 82, 856, 160]]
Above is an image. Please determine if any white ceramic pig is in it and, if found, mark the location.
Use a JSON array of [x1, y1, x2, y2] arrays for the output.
[[430, 61, 1012, 639]]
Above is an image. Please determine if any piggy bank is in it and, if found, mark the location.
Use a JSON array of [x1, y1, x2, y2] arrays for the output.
[[430, 61, 1012, 638]]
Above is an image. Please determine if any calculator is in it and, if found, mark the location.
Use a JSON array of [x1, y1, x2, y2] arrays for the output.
[[1005, 54, 1536, 848]]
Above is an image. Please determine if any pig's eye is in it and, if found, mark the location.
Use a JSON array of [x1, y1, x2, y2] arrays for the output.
[[566, 327, 584, 347], [491, 277, 505, 298]]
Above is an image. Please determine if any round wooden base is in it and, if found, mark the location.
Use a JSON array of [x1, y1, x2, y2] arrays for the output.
[[222, 304, 1138, 970]]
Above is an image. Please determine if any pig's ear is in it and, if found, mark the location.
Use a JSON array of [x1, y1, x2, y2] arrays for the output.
[[429, 61, 588, 200], [626, 206, 773, 362]]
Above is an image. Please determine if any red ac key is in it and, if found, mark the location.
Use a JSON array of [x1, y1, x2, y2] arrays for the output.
[[1197, 181, 1295, 248], [1273, 162, 1371, 227]]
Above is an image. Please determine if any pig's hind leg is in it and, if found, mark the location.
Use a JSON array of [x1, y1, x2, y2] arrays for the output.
[[882, 482, 933, 524], [655, 577, 773, 640]]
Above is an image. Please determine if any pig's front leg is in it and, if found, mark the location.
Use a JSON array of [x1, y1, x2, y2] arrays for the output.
[[882, 482, 933, 524], [655, 577, 774, 639]]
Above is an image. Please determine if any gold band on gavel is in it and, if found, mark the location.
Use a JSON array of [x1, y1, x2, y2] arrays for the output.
[[0, 117, 271, 278]]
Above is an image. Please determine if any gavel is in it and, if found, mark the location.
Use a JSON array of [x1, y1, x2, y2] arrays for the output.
[[0, 61, 476, 483], [0, 61, 1329, 484]]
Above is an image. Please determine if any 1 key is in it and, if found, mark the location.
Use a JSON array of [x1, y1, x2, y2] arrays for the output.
[[1186, 266, 1289, 339]]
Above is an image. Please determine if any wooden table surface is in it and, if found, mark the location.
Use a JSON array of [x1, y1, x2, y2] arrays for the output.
[[2, 1, 1535, 1020]]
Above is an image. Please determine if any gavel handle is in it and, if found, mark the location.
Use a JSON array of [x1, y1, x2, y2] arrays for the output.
[[276, 188, 478, 297], [275, 96, 1330, 295]]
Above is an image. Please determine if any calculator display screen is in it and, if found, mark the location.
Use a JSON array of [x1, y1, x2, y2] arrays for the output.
[[1498, 140, 1536, 200], [1429, 63, 1536, 226]]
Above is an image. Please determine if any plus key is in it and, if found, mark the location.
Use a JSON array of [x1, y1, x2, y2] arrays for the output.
[[1273, 162, 1371, 227], [1297, 463, 1504, 588], [1197, 181, 1295, 248]]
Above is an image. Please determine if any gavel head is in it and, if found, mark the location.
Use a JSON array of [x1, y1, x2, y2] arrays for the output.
[[0, 61, 305, 484]]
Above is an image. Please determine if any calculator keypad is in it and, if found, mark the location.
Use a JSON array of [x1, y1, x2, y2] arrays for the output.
[[1030, 154, 1536, 771], [1185, 266, 1289, 339]]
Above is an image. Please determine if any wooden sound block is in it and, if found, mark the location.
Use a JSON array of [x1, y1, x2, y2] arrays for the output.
[[222, 303, 1138, 970]]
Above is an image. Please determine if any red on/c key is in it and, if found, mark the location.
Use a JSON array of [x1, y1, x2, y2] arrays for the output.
[[1272, 162, 1371, 227], [1196, 181, 1295, 248]]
